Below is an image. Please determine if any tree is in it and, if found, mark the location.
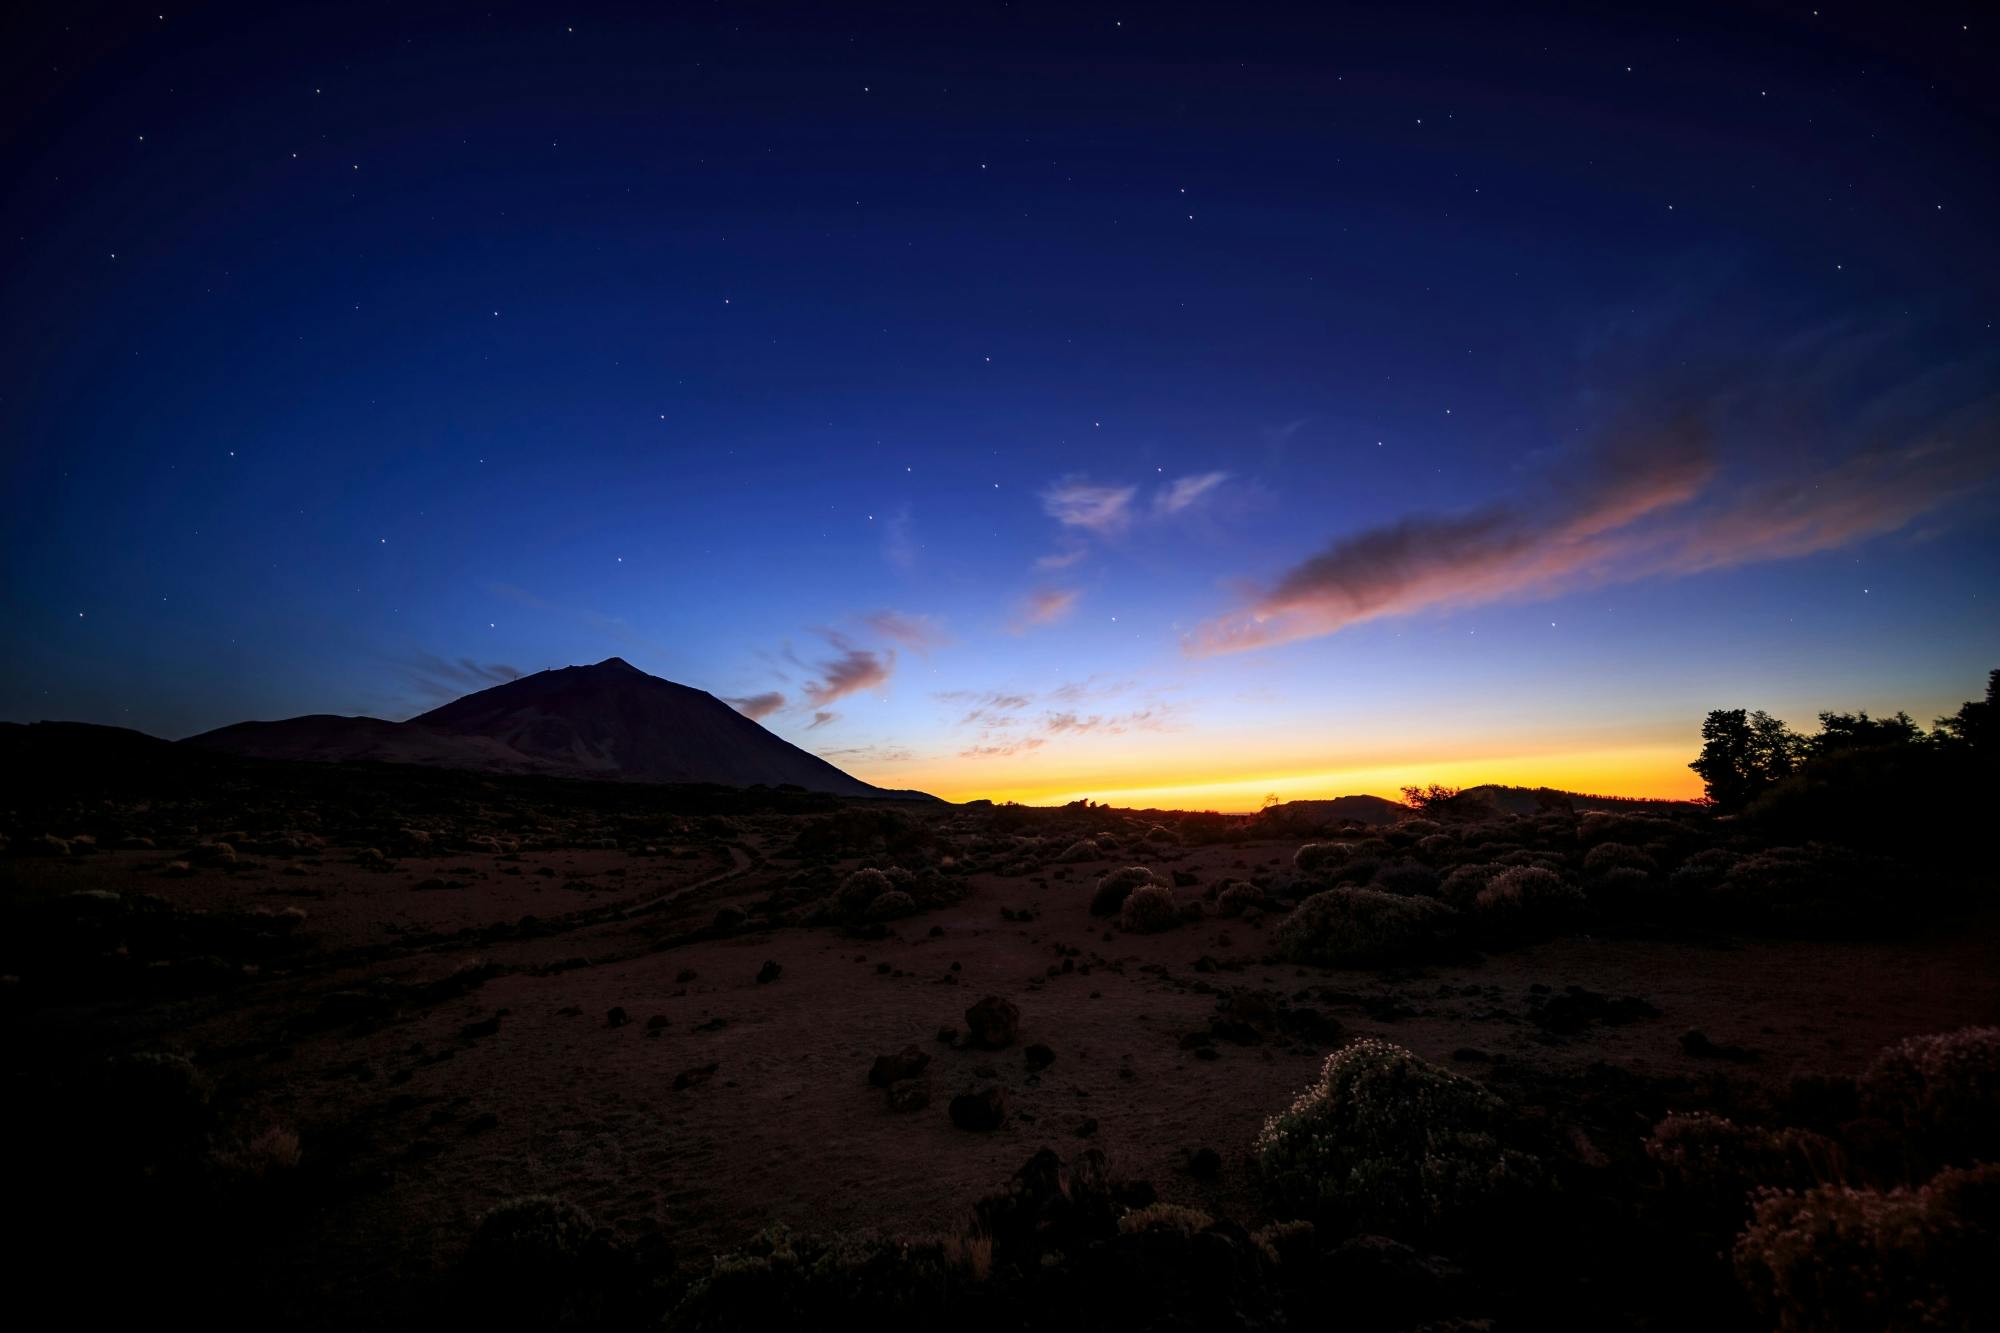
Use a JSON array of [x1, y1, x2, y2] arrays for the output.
[[1691, 708, 1805, 810], [1934, 669, 1997, 750], [1810, 709, 1925, 756]]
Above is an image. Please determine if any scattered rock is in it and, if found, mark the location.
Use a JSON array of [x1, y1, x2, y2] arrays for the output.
[[756, 960, 783, 984], [965, 995, 1020, 1049], [949, 1086, 1008, 1131], [1024, 1042, 1056, 1072], [868, 1045, 932, 1087], [1681, 1028, 1759, 1061], [674, 1062, 720, 1091], [886, 1078, 931, 1113], [606, 1006, 629, 1028], [1188, 1147, 1222, 1180]]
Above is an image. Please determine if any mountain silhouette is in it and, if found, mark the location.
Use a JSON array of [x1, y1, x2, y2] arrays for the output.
[[187, 657, 924, 798]]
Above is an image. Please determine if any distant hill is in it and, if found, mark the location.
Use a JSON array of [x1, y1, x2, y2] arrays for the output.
[[186, 657, 929, 800], [1255, 794, 1411, 830]]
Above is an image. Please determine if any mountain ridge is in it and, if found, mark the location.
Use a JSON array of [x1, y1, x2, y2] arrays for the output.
[[185, 658, 928, 799]]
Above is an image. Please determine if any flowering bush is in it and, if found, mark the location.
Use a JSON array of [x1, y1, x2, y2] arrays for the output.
[[1275, 888, 1452, 966], [1645, 1112, 1840, 1221], [1253, 1039, 1536, 1238], [1733, 1163, 2000, 1333], [1472, 866, 1586, 924], [1860, 1027, 2000, 1173]]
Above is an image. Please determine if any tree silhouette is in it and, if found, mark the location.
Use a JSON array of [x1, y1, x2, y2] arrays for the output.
[[1689, 709, 1802, 810]]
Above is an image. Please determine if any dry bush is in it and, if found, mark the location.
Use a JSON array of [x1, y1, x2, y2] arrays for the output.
[[1859, 1027, 2000, 1173], [1090, 866, 1155, 917], [1275, 888, 1453, 966], [837, 868, 894, 916], [1582, 841, 1656, 878], [1472, 866, 1586, 924], [1119, 883, 1180, 933], [1733, 1163, 2000, 1333], [1438, 862, 1505, 910], [1254, 1039, 1536, 1238], [1118, 1203, 1214, 1236], [1370, 860, 1441, 897], [1645, 1113, 1842, 1221], [866, 890, 918, 921], [1293, 842, 1349, 875]]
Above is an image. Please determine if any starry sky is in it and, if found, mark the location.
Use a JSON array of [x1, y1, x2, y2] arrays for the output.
[[4, 2, 1996, 808]]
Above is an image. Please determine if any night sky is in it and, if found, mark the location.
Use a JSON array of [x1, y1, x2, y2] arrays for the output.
[[4, 2, 1996, 807]]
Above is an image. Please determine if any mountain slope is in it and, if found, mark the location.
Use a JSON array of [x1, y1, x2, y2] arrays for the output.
[[186, 658, 922, 798]]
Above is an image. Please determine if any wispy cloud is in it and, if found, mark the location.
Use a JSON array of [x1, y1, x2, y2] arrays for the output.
[[807, 710, 838, 729], [936, 689, 1033, 727], [862, 609, 951, 652], [1016, 587, 1080, 629], [726, 691, 786, 721], [882, 506, 919, 573], [1041, 478, 1136, 535], [1188, 412, 1997, 655], [1043, 707, 1166, 736], [960, 737, 1047, 758], [802, 634, 896, 706], [1154, 471, 1230, 515], [1035, 541, 1090, 571], [400, 653, 523, 704]]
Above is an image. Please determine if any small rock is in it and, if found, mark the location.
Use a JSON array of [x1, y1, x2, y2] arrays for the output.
[[869, 1045, 932, 1087], [965, 994, 1020, 1049], [936, 1025, 959, 1044], [606, 1006, 629, 1028], [949, 1086, 1007, 1131], [674, 1061, 719, 1091], [1074, 1117, 1099, 1138], [886, 1078, 931, 1113], [646, 1014, 670, 1031], [1188, 1147, 1222, 1180], [1024, 1043, 1055, 1072], [756, 960, 783, 984]]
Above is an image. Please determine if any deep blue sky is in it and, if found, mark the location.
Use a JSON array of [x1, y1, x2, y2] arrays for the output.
[[4, 1, 1995, 805]]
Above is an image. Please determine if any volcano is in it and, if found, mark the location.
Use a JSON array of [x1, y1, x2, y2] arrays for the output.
[[187, 657, 923, 798]]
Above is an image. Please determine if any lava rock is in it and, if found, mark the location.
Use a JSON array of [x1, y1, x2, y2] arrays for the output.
[[1024, 1043, 1056, 1071], [756, 960, 783, 984], [965, 995, 1021, 1049], [868, 1045, 932, 1087], [949, 1086, 1008, 1131]]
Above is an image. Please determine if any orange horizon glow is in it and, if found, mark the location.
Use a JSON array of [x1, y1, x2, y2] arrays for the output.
[[868, 741, 1706, 812]]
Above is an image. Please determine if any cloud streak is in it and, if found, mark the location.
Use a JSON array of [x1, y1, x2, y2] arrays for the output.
[[802, 636, 896, 706], [726, 691, 786, 721], [862, 609, 951, 652], [1041, 478, 1136, 534], [1018, 587, 1080, 628], [1154, 471, 1230, 515], [1189, 421, 1994, 655]]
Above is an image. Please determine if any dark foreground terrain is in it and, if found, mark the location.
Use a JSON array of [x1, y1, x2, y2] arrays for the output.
[[4, 728, 1995, 1331]]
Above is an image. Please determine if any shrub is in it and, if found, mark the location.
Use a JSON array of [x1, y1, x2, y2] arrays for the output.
[[1293, 842, 1349, 875], [1057, 839, 1103, 863], [1091, 866, 1155, 917], [1254, 1039, 1536, 1238], [1120, 884, 1180, 933], [1859, 1027, 2000, 1173], [1582, 842, 1656, 878], [1216, 882, 1266, 917], [1645, 1113, 1841, 1222], [670, 1226, 971, 1328], [1438, 863, 1504, 910], [1473, 866, 1586, 925], [866, 890, 917, 921], [1711, 844, 1875, 929], [1733, 1164, 2000, 1333], [1370, 860, 1441, 898], [1276, 889, 1452, 966], [838, 868, 894, 917], [1669, 847, 1738, 897], [1118, 1202, 1214, 1236]]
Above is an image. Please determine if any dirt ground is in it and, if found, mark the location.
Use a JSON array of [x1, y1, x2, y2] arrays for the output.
[[9, 811, 1996, 1326]]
